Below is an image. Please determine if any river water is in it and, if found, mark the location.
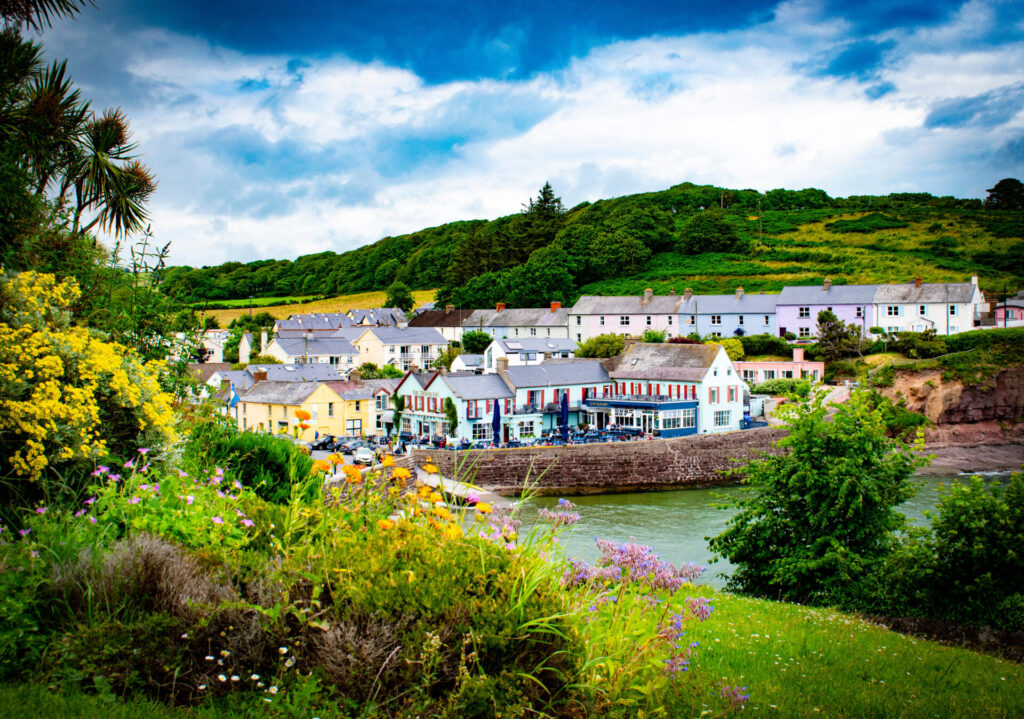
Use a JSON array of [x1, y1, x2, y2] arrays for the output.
[[516, 472, 1012, 590]]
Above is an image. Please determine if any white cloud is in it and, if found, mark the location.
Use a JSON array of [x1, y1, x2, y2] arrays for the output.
[[36, 1, 1024, 267]]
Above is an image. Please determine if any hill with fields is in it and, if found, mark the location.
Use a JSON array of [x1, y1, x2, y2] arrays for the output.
[[161, 181, 1024, 309]]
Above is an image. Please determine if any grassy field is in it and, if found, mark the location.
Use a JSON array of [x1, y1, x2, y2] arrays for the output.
[[202, 290, 436, 326], [581, 211, 1018, 297], [189, 294, 319, 308], [6, 586, 1022, 718]]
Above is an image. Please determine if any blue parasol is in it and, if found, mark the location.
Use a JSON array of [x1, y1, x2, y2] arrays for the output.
[[559, 391, 569, 442], [492, 398, 502, 445]]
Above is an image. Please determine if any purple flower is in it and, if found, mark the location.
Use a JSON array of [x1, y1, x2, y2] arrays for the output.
[[211, 516, 224, 525], [74, 509, 86, 517], [178, 470, 189, 478], [98, 465, 109, 473], [235, 508, 245, 517], [84, 496, 96, 505], [152, 483, 159, 493], [557, 498, 576, 510], [124, 459, 134, 469], [19, 528, 30, 537], [233, 480, 242, 490], [466, 491, 480, 506], [35, 507, 46, 514], [215, 466, 224, 476], [139, 484, 151, 492], [241, 519, 254, 527], [138, 447, 150, 455], [129, 497, 141, 505], [89, 516, 97, 524], [90, 469, 103, 476], [687, 596, 714, 622], [141, 464, 150, 473], [186, 495, 195, 505], [108, 474, 121, 482], [216, 490, 225, 498], [719, 683, 750, 708]]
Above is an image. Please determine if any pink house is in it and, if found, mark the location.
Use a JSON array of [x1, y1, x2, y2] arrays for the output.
[[994, 293, 1024, 328], [733, 348, 825, 385]]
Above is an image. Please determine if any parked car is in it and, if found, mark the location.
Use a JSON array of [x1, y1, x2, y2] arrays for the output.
[[308, 434, 336, 451], [351, 446, 376, 465]]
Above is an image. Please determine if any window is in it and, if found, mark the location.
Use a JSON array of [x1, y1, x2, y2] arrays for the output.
[[668, 316, 673, 326], [345, 419, 362, 434], [886, 305, 900, 317], [798, 327, 811, 338], [714, 410, 731, 427], [887, 326, 899, 333], [764, 370, 775, 379], [682, 408, 696, 428], [710, 387, 718, 402], [646, 315, 652, 326], [661, 409, 689, 430], [949, 305, 958, 316], [742, 369, 756, 381], [282, 406, 288, 418], [576, 316, 581, 325], [738, 315, 744, 326], [576, 333, 581, 341], [710, 315, 722, 325], [328, 402, 334, 417], [547, 328, 551, 336], [354, 401, 361, 412], [517, 420, 535, 436], [472, 423, 492, 440], [798, 307, 810, 318], [530, 328, 537, 336], [856, 307, 863, 318], [619, 316, 630, 326], [600, 316, 605, 326], [919, 305, 926, 316], [728, 386, 736, 402], [711, 331, 722, 338], [375, 394, 387, 410]]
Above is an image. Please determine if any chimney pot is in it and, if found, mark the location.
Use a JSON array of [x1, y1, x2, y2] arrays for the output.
[[793, 347, 805, 362], [669, 288, 676, 296], [445, 304, 455, 314], [823, 277, 832, 291], [736, 286, 744, 299], [914, 275, 922, 288], [349, 370, 361, 382], [683, 288, 693, 301], [496, 357, 509, 373], [496, 302, 505, 312], [643, 288, 653, 303], [550, 301, 561, 312], [253, 370, 268, 383]]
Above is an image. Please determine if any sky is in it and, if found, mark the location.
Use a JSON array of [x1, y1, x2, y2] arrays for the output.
[[36, 0, 1024, 267]]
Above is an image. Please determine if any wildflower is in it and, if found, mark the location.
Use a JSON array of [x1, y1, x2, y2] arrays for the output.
[[179, 469, 189, 478], [35, 507, 46, 514], [124, 459, 134, 469], [220, 650, 230, 657], [268, 686, 279, 694], [312, 459, 332, 474], [97, 465, 109, 474], [391, 467, 411, 481], [186, 495, 194, 505], [428, 491, 443, 504], [687, 596, 714, 622], [129, 497, 141, 505], [109, 473, 121, 482], [89, 516, 96, 524], [233, 480, 242, 490], [218, 674, 227, 682], [74, 509, 86, 517], [295, 409, 311, 421], [241, 519, 254, 527], [279, 647, 288, 655], [284, 656, 295, 668], [476, 502, 493, 515], [141, 464, 150, 473], [212, 516, 224, 525], [138, 447, 150, 455], [432, 507, 453, 521], [382, 455, 396, 467], [231, 675, 240, 682], [466, 491, 480, 505], [215, 466, 224, 476], [250, 674, 260, 681], [84, 496, 96, 505], [443, 522, 463, 539], [423, 463, 439, 475], [181, 633, 188, 639], [377, 519, 395, 530], [140, 484, 151, 491]]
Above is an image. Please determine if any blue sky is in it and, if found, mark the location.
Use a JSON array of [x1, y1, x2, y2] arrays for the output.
[[38, 0, 1024, 266]]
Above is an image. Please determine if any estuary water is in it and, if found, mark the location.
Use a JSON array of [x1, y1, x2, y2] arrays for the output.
[[516, 472, 1012, 590]]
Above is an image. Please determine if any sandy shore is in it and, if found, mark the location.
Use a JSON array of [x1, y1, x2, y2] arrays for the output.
[[918, 442, 1024, 475]]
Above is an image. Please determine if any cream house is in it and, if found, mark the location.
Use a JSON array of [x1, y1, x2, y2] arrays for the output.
[[352, 327, 448, 372]]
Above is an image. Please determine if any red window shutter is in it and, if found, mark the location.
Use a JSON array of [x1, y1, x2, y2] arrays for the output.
[[656, 383, 660, 396]]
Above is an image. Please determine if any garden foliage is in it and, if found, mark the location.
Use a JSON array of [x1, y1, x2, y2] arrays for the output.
[[748, 378, 811, 398]]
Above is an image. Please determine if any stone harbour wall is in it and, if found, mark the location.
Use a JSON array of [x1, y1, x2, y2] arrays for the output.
[[410, 427, 786, 495]]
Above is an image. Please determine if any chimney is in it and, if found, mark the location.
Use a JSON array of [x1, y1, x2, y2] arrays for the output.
[[252, 370, 268, 383], [496, 302, 505, 312], [260, 331, 268, 352], [496, 357, 509, 374], [642, 288, 653, 303], [445, 304, 455, 314], [348, 370, 361, 383], [914, 275, 922, 288], [550, 301, 561, 312], [735, 286, 744, 300], [669, 288, 676, 296], [971, 275, 978, 286], [792, 347, 804, 362], [623, 337, 640, 352], [683, 288, 693, 301], [220, 379, 231, 392], [823, 277, 832, 292]]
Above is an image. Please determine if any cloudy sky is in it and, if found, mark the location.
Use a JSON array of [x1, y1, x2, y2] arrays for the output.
[[37, 0, 1024, 267]]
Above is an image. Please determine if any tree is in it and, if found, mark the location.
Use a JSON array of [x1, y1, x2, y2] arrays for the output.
[[433, 345, 461, 370], [641, 328, 667, 343], [392, 394, 405, 437], [385, 281, 413, 313], [705, 337, 744, 361], [203, 316, 220, 330], [576, 333, 625, 358], [677, 210, 749, 255], [0, 0, 93, 30], [461, 330, 493, 355], [518, 181, 566, 257], [444, 397, 459, 436], [709, 390, 926, 604], [984, 178, 1024, 210], [357, 362, 382, 379], [815, 310, 859, 361]]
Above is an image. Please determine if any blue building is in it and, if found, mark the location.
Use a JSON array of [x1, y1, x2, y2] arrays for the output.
[[677, 287, 780, 338]]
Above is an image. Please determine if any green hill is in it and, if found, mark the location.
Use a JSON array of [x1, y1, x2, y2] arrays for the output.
[[161, 182, 1023, 307]]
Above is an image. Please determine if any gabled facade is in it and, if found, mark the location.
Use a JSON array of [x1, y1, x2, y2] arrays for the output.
[[497, 359, 613, 437], [568, 289, 682, 343], [273, 313, 354, 334], [407, 306, 474, 343], [263, 336, 358, 367], [393, 371, 515, 442], [482, 337, 577, 373], [733, 348, 825, 384], [353, 327, 448, 371], [348, 308, 406, 327], [235, 379, 377, 440], [463, 303, 570, 339], [775, 280, 877, 339], [870, 277, 983, 335]]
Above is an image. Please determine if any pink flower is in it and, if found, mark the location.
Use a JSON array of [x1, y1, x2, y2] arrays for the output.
[[138, 447, 150, 455], [216, 490, 225, 498], [84, 496, 96, 505], [129, 497, 141, 505], [466, 491, 480, 505], [140, 484, 151, 491], [178, 470, 189, 478], [241, 519, 254, 527], [141, 464, 151, 473], [211, 516, 224, 525], [186, 495, 195, 505], [109, 474, 121, 482], [233, 480, 242, 490], [74, 509, 86, 517], [35, 507, 46, 514], [152, 483, 159, 493], [89, 516, 97, 524], [97, 465, 109, 473], [215, 466, 224, 476], [235, 508, 245, 517], [19, 528, 30, 537], [124, 459, 134, 469]]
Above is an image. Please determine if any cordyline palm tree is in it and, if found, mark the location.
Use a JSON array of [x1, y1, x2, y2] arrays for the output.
[[0, 0, 93, 31]]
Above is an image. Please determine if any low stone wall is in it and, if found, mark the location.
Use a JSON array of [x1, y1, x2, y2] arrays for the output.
[[411, 427, 786, 495]]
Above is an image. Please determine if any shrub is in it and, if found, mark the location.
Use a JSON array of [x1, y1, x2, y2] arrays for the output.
[[709, 390, 925, 605], [825, 213, 908, 233], [749, 378, 811, 398], [944, 327, 1024, 353], [739, 333, 790, 357], [461, 330, 493, 355], [576, 333, 625, 358], [705, 337, 744, 360], [182, 420, 315, 504], [641, 328, 667, 343], [893, 330, 947, 359]]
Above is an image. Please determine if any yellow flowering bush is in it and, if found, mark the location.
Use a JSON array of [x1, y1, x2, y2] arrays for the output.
[[0, 271, 175, 483]]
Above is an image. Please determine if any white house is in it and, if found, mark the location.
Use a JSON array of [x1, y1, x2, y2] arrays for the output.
[[462, 303, 570, 339], [263, 336, 359, 367], [871, 277, 985, 335], [568, 289, 683, 343], [481, 337, 576, 373]]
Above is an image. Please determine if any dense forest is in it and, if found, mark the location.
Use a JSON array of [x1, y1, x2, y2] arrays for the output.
[[161, 180, 1024, 309]]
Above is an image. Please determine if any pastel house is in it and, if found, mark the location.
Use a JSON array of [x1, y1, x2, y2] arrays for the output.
[[733, 348, 825, 384], [775, 279, 877, 339]]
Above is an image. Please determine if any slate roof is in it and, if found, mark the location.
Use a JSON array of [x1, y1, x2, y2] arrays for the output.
[[493, 338, 577, 353], [322, 380, 373, 401], [207, 369, 255, 390], [569, 294, 683, 315], [462, 307, 569, 329], [442, 373, 515, 400], [276, 313, 355, 331], [189, 363, 233, 383], [348, 308, 406, 325], [872, 282, 979, 304], [683, 292, 781, 314], [239, 380, 322, 405], [776, 284, 880, 306], [247, 364, 349, 382], [362, 378, 402, 395], [608, 343, 721, 381], [454, 354, 484, 367], [273, 337, 358, 357], [503, 359, 610, 388], [408, 309, 475, 328], [361, 326, 447, 344]]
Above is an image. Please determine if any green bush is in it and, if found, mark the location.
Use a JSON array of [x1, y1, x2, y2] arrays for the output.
[[182, 420, 314, 504], [944, 326, 1024, 352], [749, 378, 811, 398], [739, 333, 790, 357], [893, 330, 948, 359], [825, 213, 909, 233], [576, 333, 626, 358]]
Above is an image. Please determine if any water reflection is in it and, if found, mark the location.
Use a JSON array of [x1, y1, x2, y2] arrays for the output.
[[517, 473, 1009, 590]]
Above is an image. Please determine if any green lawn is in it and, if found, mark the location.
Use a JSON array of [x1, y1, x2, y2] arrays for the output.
[[188, 295, 319, 308]]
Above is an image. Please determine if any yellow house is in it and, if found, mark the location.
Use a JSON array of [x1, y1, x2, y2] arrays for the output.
[[236, 380, 378, 441]]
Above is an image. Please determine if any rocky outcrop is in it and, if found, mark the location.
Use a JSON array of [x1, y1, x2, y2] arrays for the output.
[[880, 366, 1024, 425]]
